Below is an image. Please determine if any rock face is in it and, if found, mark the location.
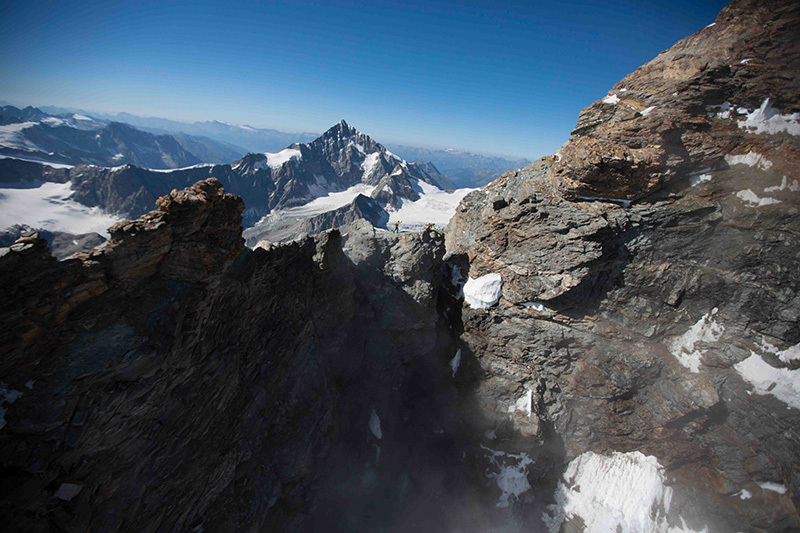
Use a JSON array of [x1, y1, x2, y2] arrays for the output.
[[549, 0, 800, 202], [0, 225, 105, 261], [446, 0, 800, 530], [2, 1, 799, 532], [0, 179, 478, 531]]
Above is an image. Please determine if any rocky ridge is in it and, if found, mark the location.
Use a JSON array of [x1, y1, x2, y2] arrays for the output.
[[445, 0, 800, 530], [0, 178, 492, 531]]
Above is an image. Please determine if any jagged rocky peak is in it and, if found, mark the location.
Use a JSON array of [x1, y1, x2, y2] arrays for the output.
[[546, 0, 800, 201]]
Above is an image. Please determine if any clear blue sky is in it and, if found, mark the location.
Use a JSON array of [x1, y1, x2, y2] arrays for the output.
[[0, 0, 728, 158]]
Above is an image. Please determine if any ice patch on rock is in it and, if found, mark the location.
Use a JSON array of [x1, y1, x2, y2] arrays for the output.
[[55, 483, 82, 501], [735, 189, 781, 207], [369, 409, 382, 439], [522, 301, 548, 312], [450, 349, 461, 377], [669, 308, 724, 373], [543, 451, 706, 533], [463, 273, 503, 309], [734, 353, 800, 409], [507, 389, 533, 417], [482, 446, 534, 508], [724, 151, 773, 170], [689, 173, 712, 187], [764, 176, 800, 193], [758, 482, 787, 494], [0, 383, 23, 430], [737, 98, 800, 136]]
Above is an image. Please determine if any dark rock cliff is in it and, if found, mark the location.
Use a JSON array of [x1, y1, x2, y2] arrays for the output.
[[445, 0, 800, 530], [0, 179, 476, 531]]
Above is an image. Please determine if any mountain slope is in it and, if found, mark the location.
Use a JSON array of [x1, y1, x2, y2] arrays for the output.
[[0, 120, 464, 234], [445, 0, 800, 530], [0, 106, 244, 168]]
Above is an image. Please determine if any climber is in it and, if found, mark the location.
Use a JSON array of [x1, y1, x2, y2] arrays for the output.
[[393, 221, 401, 233], [425, 222, 436, 230]]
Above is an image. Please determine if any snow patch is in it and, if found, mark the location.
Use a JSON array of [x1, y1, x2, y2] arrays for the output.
[[734, 353, 800, 409], [389, 180, 474, 230], [758, 482, 787, 494], [735, 189, 781, 207], [738, 489, 752, 500], [603, 94, 620, 105], [0, 122, 41, 152], [776, 343, 800, 364], [482, 446, 534, 508], [257, 148, 302, 170], [508, 389, 533, 417], [361, 152, 381, 175], [641, 106, 657, 116], [669, 308, 724, 373], [764, 176, 800, 193], [0, 154, 74, 169], [543, 451, 704, 533], [724, 151, 773, 170], [737, 98, 800, 136], [150, 163, 214, 173], [450, 349, 461, 378], [280, 183, 376, 217], [689, 173, 712, 187], [463, 273, 503, 309], [0, 181, 121, 237], [369, 409, 382, 439]]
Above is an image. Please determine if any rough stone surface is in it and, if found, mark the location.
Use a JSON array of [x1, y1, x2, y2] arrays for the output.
[[445, 1, 800, 530], [0, 179, 481, 532]]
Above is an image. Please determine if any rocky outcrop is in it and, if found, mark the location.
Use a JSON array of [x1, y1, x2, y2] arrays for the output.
[[0, 179, 474, 531], [445, 1, 800, 531], [550, 0, 800, 202], [0, 225, 105, 260]]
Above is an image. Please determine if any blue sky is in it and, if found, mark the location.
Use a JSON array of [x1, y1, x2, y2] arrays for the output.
[[0, 0, 728, 158]]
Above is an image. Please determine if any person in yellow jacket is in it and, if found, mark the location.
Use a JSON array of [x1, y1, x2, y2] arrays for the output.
[[393, 221, 401, 233]]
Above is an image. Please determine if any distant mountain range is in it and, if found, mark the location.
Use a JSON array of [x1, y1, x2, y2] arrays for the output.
[[6, 103, 530, 187], [0, 105, 245, 168], [0, 121, 470, 248], [384, 144, 532, 188]]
